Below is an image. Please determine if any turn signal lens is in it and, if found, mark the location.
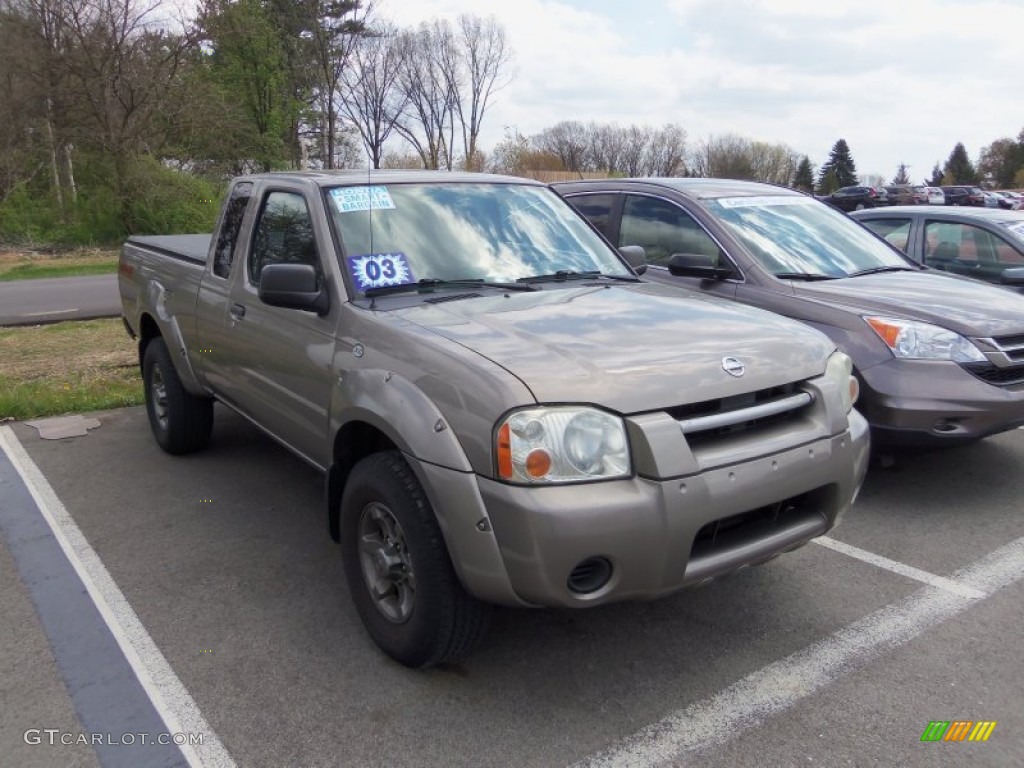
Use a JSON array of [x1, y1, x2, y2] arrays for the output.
[[497, 423, 513, 479], [525, 449, 552, 478], [865, 317, 900, 347]]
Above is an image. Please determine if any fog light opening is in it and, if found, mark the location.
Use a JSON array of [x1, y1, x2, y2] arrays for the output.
[[567, 556, 613, 594]]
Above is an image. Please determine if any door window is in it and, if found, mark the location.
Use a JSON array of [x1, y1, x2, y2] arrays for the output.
[[248, 191, 321, 286], [619, 195, 723, 267], [861, 218, 911, 252], [567, 194, 616, 239], [213, 182, 252, 278]]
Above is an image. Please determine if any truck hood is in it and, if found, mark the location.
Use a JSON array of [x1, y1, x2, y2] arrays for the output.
[[390, 282, 834, 414], [794, 271, 1024, 337]]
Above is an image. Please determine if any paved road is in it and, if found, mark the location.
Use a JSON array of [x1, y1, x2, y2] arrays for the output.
[[2, 407, 1022, 767], [0, 274, 119, 326]]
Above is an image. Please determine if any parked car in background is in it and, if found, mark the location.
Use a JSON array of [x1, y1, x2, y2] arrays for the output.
[[556, 178, 1024, 447], [986, 191, 1018, 210], [999, 191, 1024, 209], [819, 185, 889, 211], [941, 185, 986, 206], [851, 206, 1024, 289], [884, 185, 929, 205], [925, 187, 945, 205]]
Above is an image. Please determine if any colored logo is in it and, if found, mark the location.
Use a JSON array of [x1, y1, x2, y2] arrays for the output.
[[920, 721, 996, 742]]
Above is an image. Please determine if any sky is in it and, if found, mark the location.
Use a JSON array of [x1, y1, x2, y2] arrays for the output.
[[377, 0, 1024, 184]]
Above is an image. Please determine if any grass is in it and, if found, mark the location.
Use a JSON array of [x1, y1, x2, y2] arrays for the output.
[[0, 247, 119, 282], [0, 318, 143, 420]]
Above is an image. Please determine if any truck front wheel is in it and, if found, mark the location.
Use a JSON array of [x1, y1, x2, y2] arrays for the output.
[[142, 337, 213, 455], [340, 451, 490, 668]]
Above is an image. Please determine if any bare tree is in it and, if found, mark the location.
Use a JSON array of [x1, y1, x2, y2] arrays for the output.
[[643, 123, 686, 176], [453, 14, 511, 168], [620, 124, 650, 177], [303, 0, 371, 169], [587, 122, 625, 174], [532, 120, 588, 172], [342, 24, 406, 168], [690, 134, 754, 179], [61, 0, 193, 227], [394, 21, 457, 169], [749, 141, 800, 185]]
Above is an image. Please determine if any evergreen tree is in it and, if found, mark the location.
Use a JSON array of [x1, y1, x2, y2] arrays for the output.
[[927, 163, 944, 186], [891, 163, 910, 185], [792, 156, 815, 192], [942, 142, 978, 185], [816, 138, 857, 193]]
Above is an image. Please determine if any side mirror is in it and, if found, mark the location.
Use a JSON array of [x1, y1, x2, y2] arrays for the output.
[[667, 252, 734, 280], [1000, 267, 1024, 287], [618, 245, 647, 275], [258, 263, 329, 315]]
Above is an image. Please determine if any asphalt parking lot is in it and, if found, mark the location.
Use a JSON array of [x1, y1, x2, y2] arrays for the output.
[[2, 405, 1022, 767]]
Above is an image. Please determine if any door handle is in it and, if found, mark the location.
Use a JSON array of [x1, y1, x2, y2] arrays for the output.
[[230, 303, 246, 318]]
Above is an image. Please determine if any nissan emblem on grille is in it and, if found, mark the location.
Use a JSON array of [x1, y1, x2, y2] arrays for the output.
[[722, 356, 745, 377]]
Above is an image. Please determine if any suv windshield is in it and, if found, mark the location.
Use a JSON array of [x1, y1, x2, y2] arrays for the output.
[[325, 182, 630, 294], [705, 195, 912, 278]]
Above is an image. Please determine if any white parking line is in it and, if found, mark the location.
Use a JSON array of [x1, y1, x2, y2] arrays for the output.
[[23, 308, 78, 317], [812, 536, 986, 599], [0, 426, 235, 768], [571, 535, 1024, 768]]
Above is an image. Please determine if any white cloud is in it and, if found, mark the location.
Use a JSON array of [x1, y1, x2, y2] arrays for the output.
[[376, 0, 1024, 181]]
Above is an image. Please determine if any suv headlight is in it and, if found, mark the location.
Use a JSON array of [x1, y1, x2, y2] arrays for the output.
[[864, 316, 985, 363], [825, 350, 859, 414], [496, 406, 631, 484]]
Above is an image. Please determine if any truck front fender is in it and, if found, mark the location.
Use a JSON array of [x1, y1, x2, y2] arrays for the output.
[[330, 368, 474, 473]]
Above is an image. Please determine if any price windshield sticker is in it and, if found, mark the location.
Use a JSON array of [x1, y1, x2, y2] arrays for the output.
[[330, 185, 396, 213], [348, 253, 415, 291]]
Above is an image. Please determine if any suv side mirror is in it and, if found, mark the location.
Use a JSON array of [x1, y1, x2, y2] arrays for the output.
[[258, 263, 329, 315], [618, 245, 647, 275], [667, 252, 734, 280], [1000, 267, 1024, 287]]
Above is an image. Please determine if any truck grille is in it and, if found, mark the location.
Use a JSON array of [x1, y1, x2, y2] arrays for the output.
[[960, 361, 1024, 387], [668, 382, 815, 445]]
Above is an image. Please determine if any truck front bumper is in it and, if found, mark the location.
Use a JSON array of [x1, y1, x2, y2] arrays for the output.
[[420, 411, 869, 608]]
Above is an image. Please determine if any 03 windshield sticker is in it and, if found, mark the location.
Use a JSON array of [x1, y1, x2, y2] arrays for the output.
[[347, 253, 415, 290], [330, 185, 396, 213], [716, 195, 818, 209]]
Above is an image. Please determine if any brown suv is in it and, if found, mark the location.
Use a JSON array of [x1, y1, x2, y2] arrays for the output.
[[556, 177, 1024, 448]]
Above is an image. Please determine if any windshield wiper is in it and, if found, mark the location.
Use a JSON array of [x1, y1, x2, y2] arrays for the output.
[[516, 270, 639, 284], [774, 271, 838, 281], [847, 265, 919, 277], [364, 278, 538, 298]]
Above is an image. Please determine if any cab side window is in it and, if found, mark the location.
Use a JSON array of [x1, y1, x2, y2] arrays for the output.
[[213, 182, 252, 278], [619, 195, 723, 266], [248, 191, 320, 286]]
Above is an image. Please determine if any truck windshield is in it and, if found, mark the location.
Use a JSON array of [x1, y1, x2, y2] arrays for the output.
[[325, 182, 630, 294], [705, 196, 914, 278]]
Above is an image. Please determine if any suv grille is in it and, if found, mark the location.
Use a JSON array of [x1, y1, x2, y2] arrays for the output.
[[960, 361, 1024, 387], [988, 333, 1024, 364]]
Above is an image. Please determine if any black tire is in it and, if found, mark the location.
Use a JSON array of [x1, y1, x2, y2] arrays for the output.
[[142, 337, 213, 455], [340, 451, 490, 668]]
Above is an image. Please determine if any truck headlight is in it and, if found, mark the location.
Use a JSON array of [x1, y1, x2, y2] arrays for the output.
[[864, 316, 985, 363], [825, 350, 859, 414], [496, 406, 631, 484]]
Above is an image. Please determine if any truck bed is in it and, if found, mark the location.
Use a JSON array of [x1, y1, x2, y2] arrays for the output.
[[127, 234, 211, 264]]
